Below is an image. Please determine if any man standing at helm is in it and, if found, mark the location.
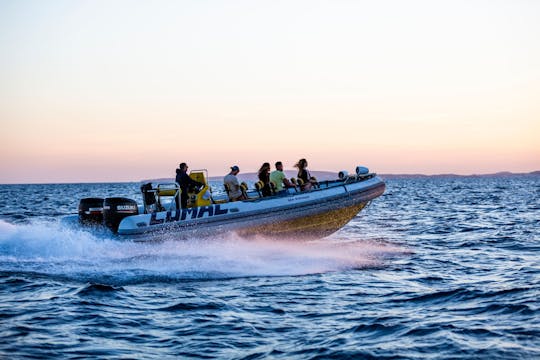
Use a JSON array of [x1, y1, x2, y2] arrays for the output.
[[175, 163, 202, 209]]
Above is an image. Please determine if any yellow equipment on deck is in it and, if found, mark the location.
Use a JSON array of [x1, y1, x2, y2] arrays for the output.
[[187, 170, 212, 208]]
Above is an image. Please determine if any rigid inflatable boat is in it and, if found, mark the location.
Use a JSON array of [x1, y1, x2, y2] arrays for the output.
[[67, 166, 385, 242]]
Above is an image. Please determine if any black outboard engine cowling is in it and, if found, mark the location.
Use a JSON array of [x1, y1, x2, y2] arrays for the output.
[[103, 197, 139, 233], [78, 198, 104, 225]]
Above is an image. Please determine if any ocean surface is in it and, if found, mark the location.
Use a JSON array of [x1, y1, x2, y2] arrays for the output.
[[0, 176, 538, 359]]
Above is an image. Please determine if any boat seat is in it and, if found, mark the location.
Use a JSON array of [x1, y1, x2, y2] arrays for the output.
[[240, 182, 249, 198], [254, 181, 264, 197], [310, 176, 320, 189], [223, 183, 249, 202], [269, 181, 277, 195], [156, 188, 178, 197]]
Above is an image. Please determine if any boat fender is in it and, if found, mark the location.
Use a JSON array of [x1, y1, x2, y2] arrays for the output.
[[356, 166, 369, 175], [338, 171, 348, 180]]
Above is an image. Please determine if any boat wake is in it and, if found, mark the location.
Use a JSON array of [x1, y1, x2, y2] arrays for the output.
[[0, 219, 406, 284]]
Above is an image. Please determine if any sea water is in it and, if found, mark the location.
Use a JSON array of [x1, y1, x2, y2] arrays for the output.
[[0, 176, 538, 359]]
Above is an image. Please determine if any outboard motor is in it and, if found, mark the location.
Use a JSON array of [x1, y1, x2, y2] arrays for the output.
[[103, 197, 139, 233], [78, 198, 104, 225]]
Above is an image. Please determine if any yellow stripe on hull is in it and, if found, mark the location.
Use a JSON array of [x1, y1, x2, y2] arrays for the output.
[[237, 202, 367, 239]]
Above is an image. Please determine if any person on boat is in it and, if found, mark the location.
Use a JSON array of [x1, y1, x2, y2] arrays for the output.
[[270, 161, 295, 195], [175, 162, 203, 209], [224, 165, 246, 202], [257, 162, 272, 197], [295, 158, 316, 191]]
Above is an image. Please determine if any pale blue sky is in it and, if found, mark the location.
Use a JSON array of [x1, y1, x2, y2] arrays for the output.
[[1, 0, 539, 182]]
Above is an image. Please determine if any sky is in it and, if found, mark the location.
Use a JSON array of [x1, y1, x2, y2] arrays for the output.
[[1, 0, 539, 183]]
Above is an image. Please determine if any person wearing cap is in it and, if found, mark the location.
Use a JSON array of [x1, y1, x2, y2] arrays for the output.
[[223, 165, 246, 201], [270, 161, 295, 195], [175, 162, 203, 209]]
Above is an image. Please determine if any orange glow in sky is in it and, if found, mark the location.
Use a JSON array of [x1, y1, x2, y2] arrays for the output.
[[1, 0, 539, 183]]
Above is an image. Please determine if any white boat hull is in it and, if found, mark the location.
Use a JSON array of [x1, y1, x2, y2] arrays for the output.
[[116, 176, 385, 241]]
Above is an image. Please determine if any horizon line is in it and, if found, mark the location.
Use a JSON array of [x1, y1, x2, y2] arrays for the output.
[[1, 169, 538, 185]]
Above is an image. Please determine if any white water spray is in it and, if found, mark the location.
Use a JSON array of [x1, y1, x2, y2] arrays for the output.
[[0, 219, 405, 282]]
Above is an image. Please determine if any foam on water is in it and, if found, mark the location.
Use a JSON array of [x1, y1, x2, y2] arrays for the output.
[[0, 219, 405, 283]]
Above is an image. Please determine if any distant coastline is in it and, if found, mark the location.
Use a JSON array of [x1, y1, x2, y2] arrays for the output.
[[378, 170, 540, 179], [146, 170, 540, 184], [1, 171, 538, 185]]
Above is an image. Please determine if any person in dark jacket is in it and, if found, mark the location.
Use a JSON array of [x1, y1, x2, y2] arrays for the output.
[[175, 163, 203, 209]]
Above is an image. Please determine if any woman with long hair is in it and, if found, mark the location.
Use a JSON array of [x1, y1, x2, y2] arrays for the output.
[[294, 158, 313, 191], [258, 162, 272, 197]]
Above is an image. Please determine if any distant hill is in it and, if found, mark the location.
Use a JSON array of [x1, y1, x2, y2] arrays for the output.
[[378, 171, 540, 179]]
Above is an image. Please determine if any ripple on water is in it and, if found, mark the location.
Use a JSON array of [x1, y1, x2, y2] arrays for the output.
[[0, 177, 539, 359]]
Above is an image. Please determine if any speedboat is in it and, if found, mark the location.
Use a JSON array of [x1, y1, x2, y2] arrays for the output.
[[66, 166, 385, 241]]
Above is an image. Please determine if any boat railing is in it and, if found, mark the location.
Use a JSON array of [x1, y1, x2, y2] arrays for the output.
[[173, 173, 376, 207], [156, 183, 180, 211], [140, 182, 180, 213]]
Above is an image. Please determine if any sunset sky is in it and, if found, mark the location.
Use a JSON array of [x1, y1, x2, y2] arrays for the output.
[[1, 0, 539, 183]]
